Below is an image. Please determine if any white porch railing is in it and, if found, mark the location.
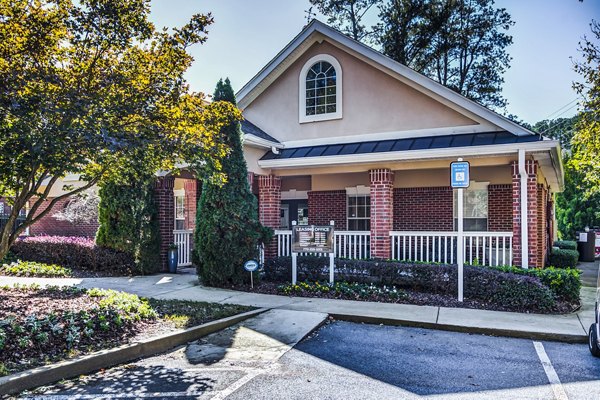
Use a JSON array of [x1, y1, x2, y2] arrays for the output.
[[275, 230, 371, 259], [390, 231, 513, 267], [173, 229, 193, 267]]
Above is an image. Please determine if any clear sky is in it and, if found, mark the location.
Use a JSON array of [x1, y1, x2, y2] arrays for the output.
[[149, 0, 599, 125]]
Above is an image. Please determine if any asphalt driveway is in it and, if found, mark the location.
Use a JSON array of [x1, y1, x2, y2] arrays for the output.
[[22, 321, 600, 399]]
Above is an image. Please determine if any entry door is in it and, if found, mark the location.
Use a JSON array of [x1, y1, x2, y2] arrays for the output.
[[280, 204, 290, 229]]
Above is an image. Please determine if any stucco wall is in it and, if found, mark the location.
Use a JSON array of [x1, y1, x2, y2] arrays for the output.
[[243, 40, 479, 144]]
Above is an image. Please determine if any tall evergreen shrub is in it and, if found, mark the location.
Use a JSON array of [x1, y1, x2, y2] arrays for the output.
[[194, 78, 271, 286], [96, 176, 160, 274]]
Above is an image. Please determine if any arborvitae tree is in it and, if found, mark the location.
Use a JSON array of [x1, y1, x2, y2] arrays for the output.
[[194, 78, 270, 286], [96, 174, 160, 275]]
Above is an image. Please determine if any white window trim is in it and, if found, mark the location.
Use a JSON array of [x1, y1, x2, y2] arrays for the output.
[[347, 192, 371, 231], [299, 54, 343, 123]]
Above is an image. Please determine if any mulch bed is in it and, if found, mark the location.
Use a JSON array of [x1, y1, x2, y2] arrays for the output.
[[230, 281, 576, 314], [0, 287, 249, 376]]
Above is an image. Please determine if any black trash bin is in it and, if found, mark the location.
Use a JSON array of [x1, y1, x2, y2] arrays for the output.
[[577, 230, 596, 262]]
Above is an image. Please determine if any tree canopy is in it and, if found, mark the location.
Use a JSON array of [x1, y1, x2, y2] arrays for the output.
[[570, 20, 600, 196], [310, 0, 513, 109], [0, 0, 240, 258]]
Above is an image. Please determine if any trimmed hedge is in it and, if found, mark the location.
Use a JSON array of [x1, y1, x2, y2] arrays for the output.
[[487, 265, 580, 304], [264, 257, 557, 312], [10, 236, 135, 274], [547, 248, 579, 269], [554, 240, 578, 250]]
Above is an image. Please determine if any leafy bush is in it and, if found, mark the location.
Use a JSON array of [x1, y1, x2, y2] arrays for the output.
[[10, 236, 136, 274], [0, 260, 72, 278], [278, 281, 407, 302], [554, 240, 578, 250], [488, 265, 581, 304], [0, 286, 157, 372], [547, 248, 579, 269], [264, 257, 557, 312]]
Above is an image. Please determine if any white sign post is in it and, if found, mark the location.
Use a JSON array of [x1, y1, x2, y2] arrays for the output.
[[329, 220, 335, 284], [291, 220, 298, 285], [451, 158, 470, 302]]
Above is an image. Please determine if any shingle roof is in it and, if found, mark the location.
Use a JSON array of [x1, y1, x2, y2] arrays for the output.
[[241, 120, 280, 144], [260, 131, 542, 161]]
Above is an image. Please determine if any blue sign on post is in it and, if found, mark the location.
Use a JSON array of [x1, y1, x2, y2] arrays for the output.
[[244, 260, 259, 272], [450, 161, 470, 188]]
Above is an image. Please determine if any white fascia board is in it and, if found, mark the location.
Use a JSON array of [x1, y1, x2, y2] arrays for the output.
[[258, 140, 559, 169], [237, 20, 536, 138], [282, 124, 495, 148], [244, 134, 284, 149]]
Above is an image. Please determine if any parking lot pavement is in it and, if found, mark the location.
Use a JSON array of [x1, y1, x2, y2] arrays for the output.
[[23, 321, 600, 400]]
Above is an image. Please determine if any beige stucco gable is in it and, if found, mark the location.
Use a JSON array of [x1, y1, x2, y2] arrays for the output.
[[243, 40, 495, 145]]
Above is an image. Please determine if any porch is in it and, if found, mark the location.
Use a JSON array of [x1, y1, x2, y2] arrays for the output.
[[274, 229, 513, 266]]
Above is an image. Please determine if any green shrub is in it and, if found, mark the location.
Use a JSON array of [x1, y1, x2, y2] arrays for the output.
[[278, 281, 407, 302], [0, 261, 72, 278], [547, 248, 579, 268], [487, 265, 580, 304], [554, 240, 577, 250], [87, 288, 157, 321], [264, 257, 557, 312]]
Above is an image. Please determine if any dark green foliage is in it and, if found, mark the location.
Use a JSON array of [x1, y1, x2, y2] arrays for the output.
[[263, 257, 558, 312], [377, 0, 513, 109], [194, 78, 272, 286], [554, 240, 578, 250], [10, 236, 135, 274], [486, 265, 581, 304], [547, 248, 580, 269], [96, 177, 160, 275], [278, 281, 408, 302]]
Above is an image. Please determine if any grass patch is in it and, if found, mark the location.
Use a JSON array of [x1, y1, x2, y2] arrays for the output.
[[0, 260, 72, 278]]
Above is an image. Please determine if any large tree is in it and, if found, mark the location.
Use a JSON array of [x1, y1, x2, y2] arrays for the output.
[[309, 0, 381, 42], [194, 78, 270, 287], [0, 0, 239, 259], [570, 20, 600, 196], [378, 0, 513, 109], [313, 0, 513, 109]]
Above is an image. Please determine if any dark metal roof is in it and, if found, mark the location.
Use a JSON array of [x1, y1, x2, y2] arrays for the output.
[[261, 131, 542, 161], [241, 119, 280, 144]]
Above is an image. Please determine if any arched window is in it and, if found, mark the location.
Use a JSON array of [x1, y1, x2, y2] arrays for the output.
[[299, 54, 342, 123], [306, 61, 336, 116]]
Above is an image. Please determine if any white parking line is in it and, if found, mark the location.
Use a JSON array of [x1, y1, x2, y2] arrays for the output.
[[533, 341, 569, 400]]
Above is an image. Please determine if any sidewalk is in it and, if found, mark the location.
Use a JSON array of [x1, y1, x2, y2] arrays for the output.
[[0, 271, 593, 343]]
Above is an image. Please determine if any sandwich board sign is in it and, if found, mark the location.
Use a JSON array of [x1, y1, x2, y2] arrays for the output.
[[290, 221, 335, 285]]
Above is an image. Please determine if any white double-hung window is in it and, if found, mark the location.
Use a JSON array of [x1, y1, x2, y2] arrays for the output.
[[453, 182, 489, 231]]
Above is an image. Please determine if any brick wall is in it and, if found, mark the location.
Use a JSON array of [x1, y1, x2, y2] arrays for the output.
[[258, 175, 281, 257], [393, 187, 453, 231], [155, 176, 175, 271], [488, 184, 512, 232], [29, 197, 99, 237], [370, 169, 394, 258], [512, 160, 539, 268], [307, 190, 347, 229], [538, 184, 548, 266], [183, 179, 200, 231]]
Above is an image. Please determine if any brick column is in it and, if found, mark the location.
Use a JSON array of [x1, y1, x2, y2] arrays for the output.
[[183, 179, 201, 231], [370, 169, 394, 259], [511, 160, 539, 268], [259, 175, 281, 257], [155, 175, 175, 271]]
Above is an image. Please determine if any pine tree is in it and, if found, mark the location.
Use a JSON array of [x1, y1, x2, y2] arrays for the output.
[[194, 78, 270, 286]]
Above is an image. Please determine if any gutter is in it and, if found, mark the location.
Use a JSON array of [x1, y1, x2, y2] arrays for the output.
[[518, 149, 529, 270], [244, 134, 284, 150]]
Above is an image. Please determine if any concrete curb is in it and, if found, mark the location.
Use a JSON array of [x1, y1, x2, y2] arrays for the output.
[[330, 313, 588, 344], [0, 308, 268, 397]]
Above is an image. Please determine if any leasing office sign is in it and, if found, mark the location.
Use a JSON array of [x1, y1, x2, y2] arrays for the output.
[[291, 225, 334, 254]]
